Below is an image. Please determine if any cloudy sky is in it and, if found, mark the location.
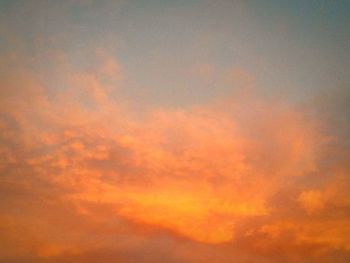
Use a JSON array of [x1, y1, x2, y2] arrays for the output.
[[0, 0, 350, 262]]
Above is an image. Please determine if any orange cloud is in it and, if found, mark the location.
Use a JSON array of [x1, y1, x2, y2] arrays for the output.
[[0, 52, 350, 262]]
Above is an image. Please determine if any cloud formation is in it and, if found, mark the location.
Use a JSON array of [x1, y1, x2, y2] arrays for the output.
[[0, 51, 350, 263]]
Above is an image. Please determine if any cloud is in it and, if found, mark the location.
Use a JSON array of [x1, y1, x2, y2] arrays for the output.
[[298, 190, 325, 214], [0, 50, 350, 262]]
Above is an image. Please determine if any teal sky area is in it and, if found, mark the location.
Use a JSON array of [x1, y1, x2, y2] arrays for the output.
[[1, 0, 349, 108]]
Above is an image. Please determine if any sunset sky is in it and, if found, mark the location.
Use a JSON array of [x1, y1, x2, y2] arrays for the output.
[[1, 1, 350, 262]]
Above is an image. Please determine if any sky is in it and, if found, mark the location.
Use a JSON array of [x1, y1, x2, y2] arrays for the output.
[[0, 0, 350, 262]]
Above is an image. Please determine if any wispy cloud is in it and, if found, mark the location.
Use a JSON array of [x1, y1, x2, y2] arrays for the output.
[[1, 49, 349, 262]]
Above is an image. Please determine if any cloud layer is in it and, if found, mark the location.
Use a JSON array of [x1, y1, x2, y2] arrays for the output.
[[0, 51, 350, 263]]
